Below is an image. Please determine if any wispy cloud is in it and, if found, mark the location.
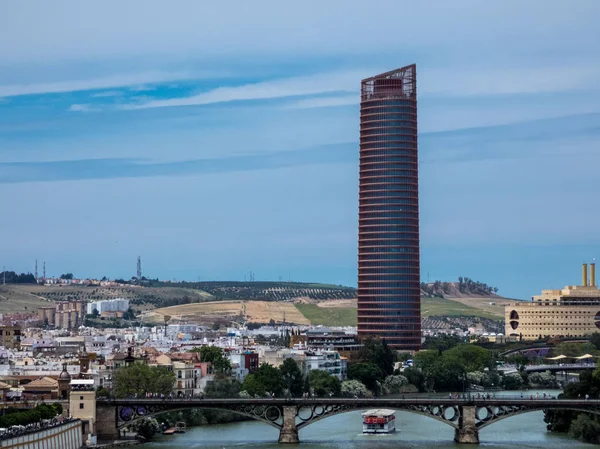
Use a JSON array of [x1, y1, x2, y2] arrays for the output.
[[68, 104, 93, 112], [0, 71, 192, 98], [90, 90, 122, 98], [122, 70, 370, 110], [286, 95, 358, 109]]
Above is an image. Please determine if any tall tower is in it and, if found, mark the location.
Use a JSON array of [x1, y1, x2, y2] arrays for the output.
[[35, 259, 38, 280], [137, 256, 142, 280], [357, 64, 421, 350]]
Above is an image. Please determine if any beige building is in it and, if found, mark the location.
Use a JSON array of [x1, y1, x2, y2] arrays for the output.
[[506, 263, 600, 340], [0, 325, 22, 349]]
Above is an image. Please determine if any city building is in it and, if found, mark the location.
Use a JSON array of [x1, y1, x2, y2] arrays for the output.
[[506, 263, 600, 340], [38, 301, 86, 330], [0, 325, 22, 349], [86, 298, 130, 316], [357, 64, 421, 350]]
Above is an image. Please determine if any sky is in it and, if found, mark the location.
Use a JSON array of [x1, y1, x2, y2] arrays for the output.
[[1, 1, 600, 299]]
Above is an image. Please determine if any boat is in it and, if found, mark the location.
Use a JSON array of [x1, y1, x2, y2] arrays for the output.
[[163, 427, 176, 435], [175, 422, 186, 433], [362, 409, 396, 434]]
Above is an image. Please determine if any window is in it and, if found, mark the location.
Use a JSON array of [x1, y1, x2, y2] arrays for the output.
[[79, 403, 84, 409]]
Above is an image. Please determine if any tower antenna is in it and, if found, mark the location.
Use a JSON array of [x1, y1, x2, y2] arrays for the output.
[[35, 259, 38, 280], [43, 262, 46, 281]]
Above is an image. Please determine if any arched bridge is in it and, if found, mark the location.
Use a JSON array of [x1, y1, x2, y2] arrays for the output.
[[95, 397, 600, 444]]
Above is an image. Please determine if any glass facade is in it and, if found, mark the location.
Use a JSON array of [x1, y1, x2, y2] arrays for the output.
[[357, 64, 421, 350]]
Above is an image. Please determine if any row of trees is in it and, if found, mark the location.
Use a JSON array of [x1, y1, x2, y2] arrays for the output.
[[0, 403, 63, 428], [0, 271, 36, 284]]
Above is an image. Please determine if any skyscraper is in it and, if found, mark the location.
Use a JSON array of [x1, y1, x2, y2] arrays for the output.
[[357, 64, 421, 350]]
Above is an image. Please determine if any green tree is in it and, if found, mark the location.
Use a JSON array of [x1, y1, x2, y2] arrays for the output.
[[358, 337, 395, 376], [204, 377, 241, 398], [569, 414, 600, 444], [192, 346, 231, 375], [347, 363, 384, 394], [309, 370, 341, 397], [60, 273, 74, 280], [254, 363, 285, 397], [402, 367, 425, 392], [589, 332, 600, 351], [241, 374, 267, 397], [114, 363, 175, 398], [279, 358, 303, 397]]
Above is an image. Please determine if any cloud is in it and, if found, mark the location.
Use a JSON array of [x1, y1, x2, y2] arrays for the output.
[[0, 71, 192, 98], [68, 104, 92, 112], [90, 90, 122, 98], [286, 95, 358, 109], [119, 62, 600, 111], [122, 70, 369, 110]]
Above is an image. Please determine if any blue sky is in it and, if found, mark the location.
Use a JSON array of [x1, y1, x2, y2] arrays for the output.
[[1, 1, 600, 299]]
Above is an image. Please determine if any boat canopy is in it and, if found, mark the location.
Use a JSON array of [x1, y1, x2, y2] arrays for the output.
[[362, 409, 395, 417]]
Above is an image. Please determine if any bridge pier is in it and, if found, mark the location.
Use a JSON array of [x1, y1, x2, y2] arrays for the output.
[[455, 406, 479, 444], [95, 403, 120, 442], [278, 406, 299, 444]]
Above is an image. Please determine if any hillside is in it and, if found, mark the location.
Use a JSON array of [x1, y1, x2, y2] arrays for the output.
[[147, 295, 506, 328], [0, 280, 509, 328]]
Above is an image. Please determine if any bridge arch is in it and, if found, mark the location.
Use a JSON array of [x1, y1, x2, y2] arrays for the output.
[[115, 404, 285, 431], [476, 405, 600, 429], [294, 403, 460, 430]]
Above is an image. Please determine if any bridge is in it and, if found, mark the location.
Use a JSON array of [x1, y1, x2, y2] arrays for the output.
[[524, 363, 596, 373], [95, 397, 600, 444]]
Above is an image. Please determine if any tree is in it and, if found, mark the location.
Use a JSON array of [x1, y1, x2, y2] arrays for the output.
[[241, 364, 284, 397], [308, 370, 341, 397], [280, 358, 303, 397], [569, 414, 600, 444], [241, 374, 267, 397], [114, 363, 175, 398], [92, 308, 100, 318], [358, 337, 395, 376], [402, 367, 425, 392], [382, 375, 409, 395], [204, 377, 241, 398], [192, 346, 231, 375], [589, 333, 600, 351], [528, 371, 559, 388], [130, 418, 161, 441], [122, 308, 136, 320], [341, 380, 372, 398], [60, 273, 74, 280], [347, 363, 383, 394], [501, 372, 524, 390]]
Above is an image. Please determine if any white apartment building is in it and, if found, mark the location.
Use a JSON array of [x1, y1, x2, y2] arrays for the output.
[[86, 298, 130, 315]]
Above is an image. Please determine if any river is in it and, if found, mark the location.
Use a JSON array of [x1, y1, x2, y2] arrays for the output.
[[146, 390, 594, 449]]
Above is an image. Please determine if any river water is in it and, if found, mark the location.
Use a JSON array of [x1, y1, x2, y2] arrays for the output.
[[147, 390, 594, 449]]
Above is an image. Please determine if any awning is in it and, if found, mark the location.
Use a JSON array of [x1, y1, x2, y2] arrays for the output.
[[574, 354, 595, 360], [545, 355, 568, 360]]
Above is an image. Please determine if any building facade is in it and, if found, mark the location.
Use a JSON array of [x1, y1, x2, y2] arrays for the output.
[[86, 298, 130, 315], [0, 325, 22, 349], [506, 263, 600, 340], [357, 64, 421, 350]]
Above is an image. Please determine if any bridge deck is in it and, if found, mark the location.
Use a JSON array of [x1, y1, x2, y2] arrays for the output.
[[97, 397, 600, 407]]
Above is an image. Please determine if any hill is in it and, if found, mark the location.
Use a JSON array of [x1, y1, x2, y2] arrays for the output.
[[147, 294, 507, 328]]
